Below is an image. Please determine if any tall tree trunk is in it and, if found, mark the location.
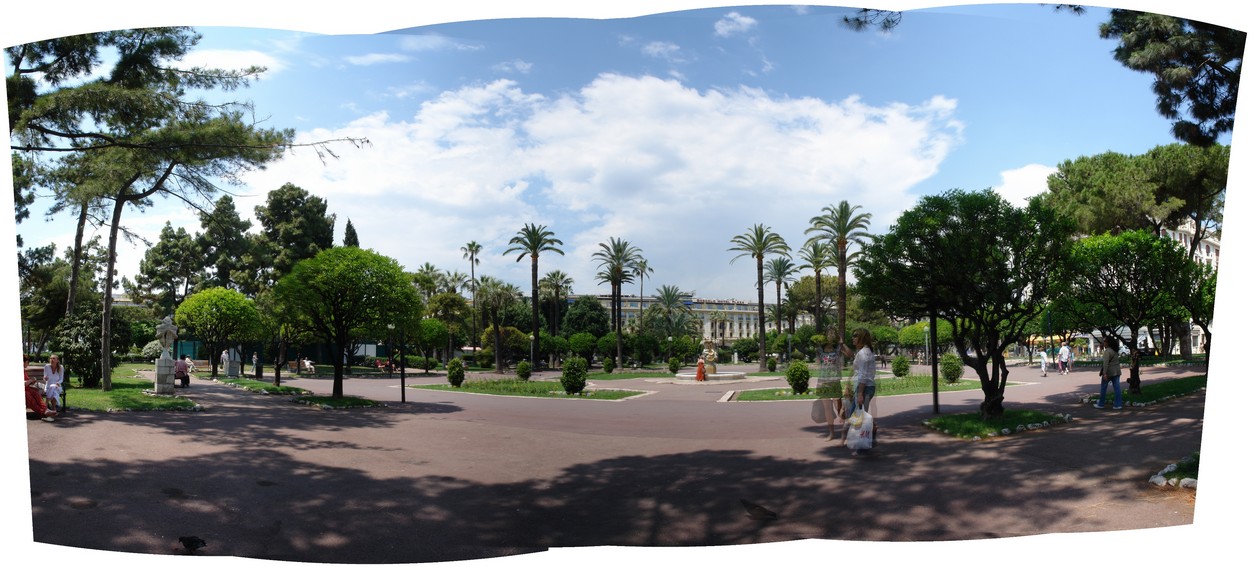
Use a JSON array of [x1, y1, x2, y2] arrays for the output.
[[837, 241, 848, 344], [101, 198, 127, 391], [756, 257, 767, 372], [530, 255, 539, 366], [65, 201, 89, 317]]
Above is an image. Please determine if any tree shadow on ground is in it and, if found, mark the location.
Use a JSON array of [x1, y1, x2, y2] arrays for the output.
[[30, 393, 1201, 564]]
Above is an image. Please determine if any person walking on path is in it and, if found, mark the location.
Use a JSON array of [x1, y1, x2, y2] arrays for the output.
[[1058, 342, 1072, 375], [1038, 348, 1049, 377], [815, 336, 845, 442], [1094, 336, 1123, 409], [839, 327, 878, 455]]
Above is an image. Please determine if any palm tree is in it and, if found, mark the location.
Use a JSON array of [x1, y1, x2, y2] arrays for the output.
[[442, 269, 469, 294], [413, 262, 441, 303], [806, 200, 873, 342], [764, 256, 798, 333], [504, 223, 564, 367], [728, 224, 791, 371], [650, 284, 695, 341], [540, 270, 574, 335], [592, 237, 641, 366], [797, 240, 835, 336], [633, 258, 654, 329], [461, 240, 482, 352], [476, 276, 520, 373]]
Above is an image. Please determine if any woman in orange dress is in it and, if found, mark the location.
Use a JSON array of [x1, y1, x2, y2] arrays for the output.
[[23, 355, 53, 421], [695, 357, 706, 381]]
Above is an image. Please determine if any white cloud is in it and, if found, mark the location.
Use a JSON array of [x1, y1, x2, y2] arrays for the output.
[[642, 41, 684, 63], [238, 73, 962, 298], [992, 163, 1056, 207], [398, 34, 481, 52], [343, 53, 412, 66], [714, 12, 758, 38], [494, 59, 534, 74]]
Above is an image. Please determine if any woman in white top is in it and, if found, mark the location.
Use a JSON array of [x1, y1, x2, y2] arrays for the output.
[[838, 327, 877, 453], [43, 354, 65, 414]]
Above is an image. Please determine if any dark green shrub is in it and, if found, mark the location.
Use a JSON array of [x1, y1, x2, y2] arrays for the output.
[[767, 356, 777, 372], [668, 356, 681, 374], [603, 356, 615, 374], [446, 358, 465, 387], [786, 360, 811, 394], [476, 349, 493, 369], [939, 352, 964, 383], [561, 356, 588, 395], [516, 360, 532, 381], [891, 355, 910, 377]]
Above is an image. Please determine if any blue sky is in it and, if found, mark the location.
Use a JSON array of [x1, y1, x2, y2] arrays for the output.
[[3, 2, 1247, 565], [5, 2, 1229, 302]]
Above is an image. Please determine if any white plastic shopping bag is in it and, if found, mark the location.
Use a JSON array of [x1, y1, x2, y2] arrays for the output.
[[846, 408, 874, 451]]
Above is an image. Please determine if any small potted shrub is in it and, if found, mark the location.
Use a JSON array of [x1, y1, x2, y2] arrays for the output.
[[516, 360, 532, 381], [446, 357, 465, 387], [786, 360, 811, 395]]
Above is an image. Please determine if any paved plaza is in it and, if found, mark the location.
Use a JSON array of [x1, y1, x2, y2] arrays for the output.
[[21, 362, 1207, 564]]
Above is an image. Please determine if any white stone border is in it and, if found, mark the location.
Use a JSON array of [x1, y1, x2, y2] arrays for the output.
[[1148, 454, 1199, 490]]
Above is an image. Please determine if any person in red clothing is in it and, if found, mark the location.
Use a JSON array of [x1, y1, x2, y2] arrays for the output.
[[695, 357, 706, 381], [23, 355, 53, 422]]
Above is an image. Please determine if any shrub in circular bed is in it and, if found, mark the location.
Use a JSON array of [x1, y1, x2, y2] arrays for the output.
[[668, 356, 681, 374], [891, 355, 911, 378], [939, 352, 964, 383], [786, 360, 811, 394], [603, 356, 615, 374], [516, 360, 532, 381], [767, 356, 777, 372], [446, 358, 465, 387], [561, 356, 588, 395]]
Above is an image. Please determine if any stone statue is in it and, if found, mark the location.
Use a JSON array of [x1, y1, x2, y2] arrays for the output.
[[155, 316, 177, 359], [153, 316, 178, 394]]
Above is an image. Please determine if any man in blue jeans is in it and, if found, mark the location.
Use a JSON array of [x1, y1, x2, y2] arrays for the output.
[[1094, 337, 1123, 409]]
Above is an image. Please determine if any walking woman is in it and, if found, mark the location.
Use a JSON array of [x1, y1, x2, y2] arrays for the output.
[[839, 327, 878, 454]]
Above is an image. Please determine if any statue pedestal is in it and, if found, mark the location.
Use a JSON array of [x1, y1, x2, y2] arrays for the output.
[[226, 360, 241, 378], [154, 356, 175, 395]]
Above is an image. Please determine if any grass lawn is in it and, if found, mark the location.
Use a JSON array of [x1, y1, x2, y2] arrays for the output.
[[1162, 452, 1200, 481], [924, 410, 1070, 439], [414, 378, 645, 400], [735, 373, 984, 401], [66, 364, 198, 412], [216, 377, 311, 395], [294, 395, 385, 409], [1083, 374, 1206, 405]]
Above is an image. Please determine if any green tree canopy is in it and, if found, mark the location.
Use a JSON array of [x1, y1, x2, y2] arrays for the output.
[[857, 189, 1076, 417], [272, 247, 411, 397], [175, 287, 261, 377], [1063, 229, 1197, 392], [126, 222, 202, 316], [562, 295, 611, 338], [1100, 9, 1244, 146], [197, 195, 253, 291]]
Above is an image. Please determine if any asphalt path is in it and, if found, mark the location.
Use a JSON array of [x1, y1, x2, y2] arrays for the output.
[[24, 361, 1204, 564]]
